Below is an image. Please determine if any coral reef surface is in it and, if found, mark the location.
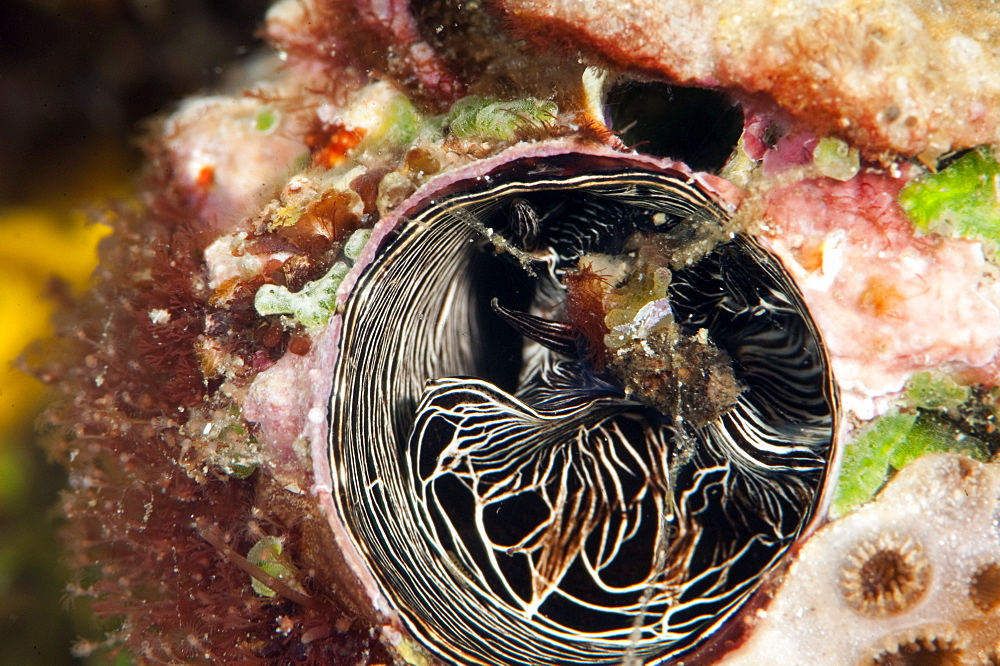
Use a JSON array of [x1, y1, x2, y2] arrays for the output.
[[29, 0, 1000, 663], [722, 454, 1000, 665]]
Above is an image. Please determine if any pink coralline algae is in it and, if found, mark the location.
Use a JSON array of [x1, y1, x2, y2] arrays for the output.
[[760, 171, 1000, 418]]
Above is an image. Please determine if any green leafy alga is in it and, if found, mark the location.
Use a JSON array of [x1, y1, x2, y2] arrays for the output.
[[246, 536, 301, 597], [254, 261, 348, 327], [899, 147, 1000, 244], [255, 107, 279, 134], [447, 96, 558, 141], [905, 370, 971, 412], [343, 228, 372, 263], [366, 93, 421, 148], [830, 372, 988, 517]]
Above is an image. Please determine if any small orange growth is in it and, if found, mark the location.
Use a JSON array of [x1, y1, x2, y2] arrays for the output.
[[274, 190, 363, 253], [575, 112, 627, 150], [858, 276, 905, 318], [794, 243, 824, 273], [306, 123, 366, 168], [195, 165, 215, 189], [209, 276, 243, 306], [563, 263, 612, 366]]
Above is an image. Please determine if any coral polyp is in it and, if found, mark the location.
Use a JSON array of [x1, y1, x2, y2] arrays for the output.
[[860, 627, 969, 666], [722, 455, 1000, 665], [970, 563, 1000, 614], [840, 532, 931, 616]]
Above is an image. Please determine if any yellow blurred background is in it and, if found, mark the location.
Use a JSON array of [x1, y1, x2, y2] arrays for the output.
[[1, 1, 269, 662], [0, 164, 115, 666]]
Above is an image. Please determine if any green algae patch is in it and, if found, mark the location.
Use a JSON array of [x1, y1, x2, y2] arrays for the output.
[[255, 107, 280, 134], [831, 411, 988, 518], [813, 136, 860, 182], [905, 371, 971, 412], [899, 147, 1000, 244], [447, 96, 558, 140], [366, 94, 421, 149], [247, 536, 302, 597], [832, 412, 916, 518], [831, 372, 989, 518], [254, 261, 348, 327], [343, 228, 372, 263], [895, 412, 986, 466]]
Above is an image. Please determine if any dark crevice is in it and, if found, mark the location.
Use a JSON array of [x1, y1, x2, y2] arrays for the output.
[[605, 81, 744, 173]]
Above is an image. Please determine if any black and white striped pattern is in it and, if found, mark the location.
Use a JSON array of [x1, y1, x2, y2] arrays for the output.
[[328, 153, 838, 664]]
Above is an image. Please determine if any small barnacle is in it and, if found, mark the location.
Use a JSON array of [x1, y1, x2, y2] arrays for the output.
[[969, 562, 1000, 613], [858, 626, 969, 666], [841, 532, 931, 616]]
